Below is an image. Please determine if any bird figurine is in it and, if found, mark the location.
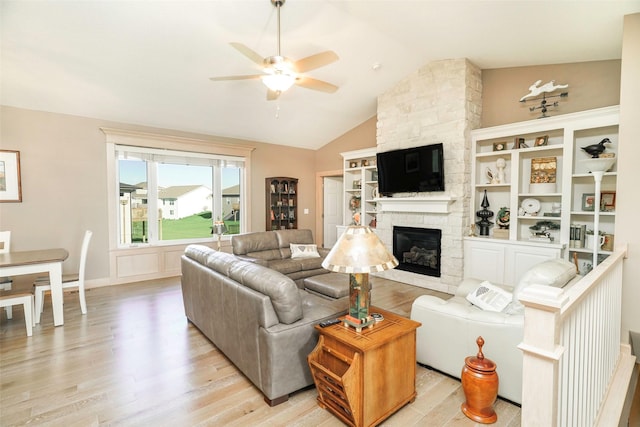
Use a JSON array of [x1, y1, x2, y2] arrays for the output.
[[581, 138, 611, 158]]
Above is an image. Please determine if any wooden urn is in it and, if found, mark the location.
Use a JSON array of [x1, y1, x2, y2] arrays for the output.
[[461, 336, 499, 423]]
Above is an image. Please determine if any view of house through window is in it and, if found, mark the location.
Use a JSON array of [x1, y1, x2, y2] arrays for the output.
[[116, 146, 243, 246]]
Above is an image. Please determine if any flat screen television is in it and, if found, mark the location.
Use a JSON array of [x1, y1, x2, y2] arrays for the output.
[[376, 143, 445, 195]]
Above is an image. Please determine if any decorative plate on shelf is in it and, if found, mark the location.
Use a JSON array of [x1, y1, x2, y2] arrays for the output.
[[371, 186, 379, 199], [521, 198, 541, 216], [349, 195, 361, 211]]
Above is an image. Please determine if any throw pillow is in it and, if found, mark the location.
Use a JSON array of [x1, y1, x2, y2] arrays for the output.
[[513, 258, 577, 304], [290, 243, 321, 259], [466, 281, 513, 312]]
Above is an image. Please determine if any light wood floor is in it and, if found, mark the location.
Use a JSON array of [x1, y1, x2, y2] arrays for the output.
[[0, 276, 524, 426]]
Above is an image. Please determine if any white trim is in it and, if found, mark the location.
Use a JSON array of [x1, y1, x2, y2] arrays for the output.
[[340, 147, 377, 160], [470, 106, 619, 140], [375, 195, 456, 214], [101, 127, 255, 157]]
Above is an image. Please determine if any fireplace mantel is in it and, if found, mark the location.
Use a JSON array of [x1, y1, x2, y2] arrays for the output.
[[375, 195, 456, 214]]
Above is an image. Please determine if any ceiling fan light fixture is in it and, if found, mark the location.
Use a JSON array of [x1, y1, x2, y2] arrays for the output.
[[262, 71, 296, 92], [210, 0, 338, 99]]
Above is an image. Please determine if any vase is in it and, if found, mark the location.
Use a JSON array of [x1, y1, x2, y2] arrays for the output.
[[461, 336, 498, 424], [586, 234, 605, 249], [475, 190, 494, 236]]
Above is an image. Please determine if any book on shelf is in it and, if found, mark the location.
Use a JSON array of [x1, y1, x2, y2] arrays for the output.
[[577, 224, 586, 248], [570, 224, 586, 248], [570, 224, 575, 248]]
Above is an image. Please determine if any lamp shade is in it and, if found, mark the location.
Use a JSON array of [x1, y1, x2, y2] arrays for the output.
[[212, 221, 227, 236], [322, 226, 398, 273], [262, 71, 295, 92]]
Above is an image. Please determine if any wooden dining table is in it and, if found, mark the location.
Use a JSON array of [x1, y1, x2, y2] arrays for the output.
[[0, 248, 69, 326]]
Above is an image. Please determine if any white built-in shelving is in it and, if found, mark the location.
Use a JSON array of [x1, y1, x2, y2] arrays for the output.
[[470, 106, 619, 273]]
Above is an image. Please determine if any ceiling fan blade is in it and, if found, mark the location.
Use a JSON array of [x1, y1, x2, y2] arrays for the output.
[[209, 74, 263, 81], [293, 51, 339, 73], [295, 76, 338, 93], [230, 42, 265, 66], [266, 89, 281, 101]]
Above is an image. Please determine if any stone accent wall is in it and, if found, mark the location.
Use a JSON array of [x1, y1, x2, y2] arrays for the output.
[[374, 58, 482, 294]]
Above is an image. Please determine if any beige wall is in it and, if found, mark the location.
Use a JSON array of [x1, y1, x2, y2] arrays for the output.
[[1, 108, 111, 282], [617, 13, 640, 347], [0, 106, 317, 282], [251, 142, 316, 232], [482, 60, 621, 127], [314, 116, 377, 172]]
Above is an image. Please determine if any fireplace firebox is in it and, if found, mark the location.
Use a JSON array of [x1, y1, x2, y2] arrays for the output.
[[393, 226, 441, 277]]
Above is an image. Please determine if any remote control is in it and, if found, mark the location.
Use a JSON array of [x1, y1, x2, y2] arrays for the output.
[[319, 319, 341, 328]]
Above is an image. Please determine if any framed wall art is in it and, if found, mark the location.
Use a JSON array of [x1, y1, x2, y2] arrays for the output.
[[493, 142, 506, 151], [601, 191, 616, 211], [582, 193, 595, 211], [534, 135, 549, 146], [0, 150, 22, 202], [530, 157, 557, 184]]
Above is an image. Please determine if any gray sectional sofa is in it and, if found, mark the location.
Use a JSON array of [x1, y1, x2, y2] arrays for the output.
[[180, 241, 348, 406], [230, 229, 329, 287]]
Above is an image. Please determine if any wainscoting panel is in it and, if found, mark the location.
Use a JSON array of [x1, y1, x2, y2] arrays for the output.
[[110, 243, 216, 284]]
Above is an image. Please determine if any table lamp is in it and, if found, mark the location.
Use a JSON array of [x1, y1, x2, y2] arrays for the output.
[[212, 219, 227, 250], [322, 226, 398, 331]]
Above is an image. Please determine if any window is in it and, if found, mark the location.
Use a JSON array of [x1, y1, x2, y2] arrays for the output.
[[115, 145, 244, 246]]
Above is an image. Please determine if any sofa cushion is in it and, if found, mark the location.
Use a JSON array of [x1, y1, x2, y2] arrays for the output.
[[228, 261, 303, 324], [290, 243, 321, 259], [267, 259, 303, 275], [203, 249, 238, 276], [231, 231, 281, 260], [304, 273, 351, 299], [276, 229, 315, 258], [513, 258, 577, 303], [297, 256, 325, 271], [184, 244, 217, 265], [275, 229, 315, 248]]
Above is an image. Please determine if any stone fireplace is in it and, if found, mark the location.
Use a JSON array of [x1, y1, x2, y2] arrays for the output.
[[374, 58, 482, 294], [394, 226, 441, 277]]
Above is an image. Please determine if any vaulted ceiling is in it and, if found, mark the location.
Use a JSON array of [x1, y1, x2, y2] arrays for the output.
[[2, 1, 639, 149]]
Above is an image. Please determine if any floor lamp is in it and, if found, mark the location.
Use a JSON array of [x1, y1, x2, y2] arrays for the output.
[[212, 220, 227, 250], [321, 226, 398, 331], [581, 157, 616, 268]]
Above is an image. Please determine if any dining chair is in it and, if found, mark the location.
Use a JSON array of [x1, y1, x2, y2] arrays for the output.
[[0, 231, 14, 319], [0, 290, 35, 336], [34, 230, 92, 324]]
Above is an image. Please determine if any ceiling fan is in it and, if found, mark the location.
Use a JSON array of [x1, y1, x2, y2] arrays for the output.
[[210, 0, 339, 101]]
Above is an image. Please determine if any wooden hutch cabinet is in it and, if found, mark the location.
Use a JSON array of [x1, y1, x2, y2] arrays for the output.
[[266, 177, 298, 231]]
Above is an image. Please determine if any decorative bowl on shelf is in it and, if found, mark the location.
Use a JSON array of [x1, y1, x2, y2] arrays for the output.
[[580, 157, 616, 173]]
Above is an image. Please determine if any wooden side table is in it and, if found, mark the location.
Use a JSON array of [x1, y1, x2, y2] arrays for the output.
[[308, 307, 421, 427]]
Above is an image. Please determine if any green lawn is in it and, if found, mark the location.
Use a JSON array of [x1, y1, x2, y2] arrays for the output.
[[132, 213, 239, 242], [161, 214, 212, 240]]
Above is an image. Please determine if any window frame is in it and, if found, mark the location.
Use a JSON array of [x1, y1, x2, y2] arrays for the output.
[[102, 128, 254, 250]]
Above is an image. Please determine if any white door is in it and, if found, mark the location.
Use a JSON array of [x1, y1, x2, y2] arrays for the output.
[[323, 176, 343, 248]]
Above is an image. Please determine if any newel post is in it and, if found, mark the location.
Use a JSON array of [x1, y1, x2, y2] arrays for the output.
[[517, 284, 569, 427]]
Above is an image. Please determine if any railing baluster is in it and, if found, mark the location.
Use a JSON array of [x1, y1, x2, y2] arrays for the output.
[[518, 248, 627, 426]]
